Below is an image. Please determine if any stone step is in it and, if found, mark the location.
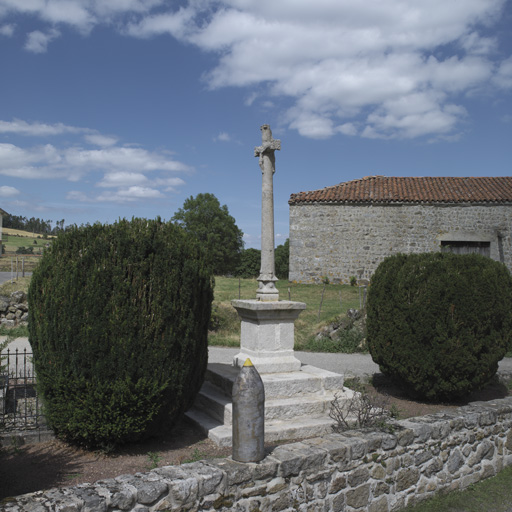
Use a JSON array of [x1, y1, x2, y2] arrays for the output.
[[187, 362, 356, 447], [193, 381, 232, 424], [194, 380, 350, 425], [185, 407, 342, 448], [205, 363, 345, 400]]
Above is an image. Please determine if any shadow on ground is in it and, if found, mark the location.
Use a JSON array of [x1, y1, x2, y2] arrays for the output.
[[0, 417, 231, 501], [0, 442, 84, 500]]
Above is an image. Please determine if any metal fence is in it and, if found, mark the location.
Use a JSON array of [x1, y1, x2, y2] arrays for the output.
[[0, 348, 44, 432]]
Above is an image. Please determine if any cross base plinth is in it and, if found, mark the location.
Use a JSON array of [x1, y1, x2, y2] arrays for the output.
[[256, 279, 279, 302], [231, 299, 306, 373]]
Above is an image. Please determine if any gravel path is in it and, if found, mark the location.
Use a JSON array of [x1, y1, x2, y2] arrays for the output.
[[3, 337, 511, 377], [0, 271, 32, 285]]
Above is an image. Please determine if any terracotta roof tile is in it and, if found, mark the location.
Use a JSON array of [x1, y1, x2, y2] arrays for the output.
[[289, 176, 512, 205]]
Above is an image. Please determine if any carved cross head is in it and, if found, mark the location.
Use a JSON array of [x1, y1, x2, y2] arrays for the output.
[[254, 124, 281, 159]]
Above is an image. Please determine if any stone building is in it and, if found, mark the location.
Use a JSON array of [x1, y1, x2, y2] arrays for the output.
[[288, 176, 512, 283]]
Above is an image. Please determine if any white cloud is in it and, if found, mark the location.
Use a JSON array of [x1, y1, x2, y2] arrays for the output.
[[96, 186, 165, 203], [97, 171, 149, 188], [66, 190, 90, 202], [0, 119, 125, 150], [84, 133, 118, 147], [25, 28, 60, 53], [287, 110, 336, 139], [1, 0, 510, 139], [214, 132, 231, 142], [126, 0, 509, 139], [0, 23, 14, 36], [64, 146, 191, 173], [460, 32, 497, 55], [0, 185, 19, 197], [0, 118, 190, 206], [493, 57, 512, 89], [153, 176, 186, 191], [0, 118, 84, 136], [337, 123, 358, 136], [0, 0, 94, 31]]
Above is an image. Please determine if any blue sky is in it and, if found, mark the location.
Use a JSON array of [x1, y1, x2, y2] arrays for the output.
[[0, 0, 511, 249]]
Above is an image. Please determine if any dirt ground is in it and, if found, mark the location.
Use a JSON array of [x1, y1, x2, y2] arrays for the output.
[[1, 374, 510, 501]]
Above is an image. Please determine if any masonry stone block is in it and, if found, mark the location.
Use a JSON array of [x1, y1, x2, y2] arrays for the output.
[[369, 495, 389, 512], [339, 433, 368, 460], [396, 467, 420, 491], [347, 466, 370, 487], [373, 481, 391, 497], [468, 440, 494, 467], [397, 428, 415, 447], [371, 464, 387, 480], [447, 449, 464, 474], [506, 430, 512, 451], [330, 492, 345, 512], [415, 450, 433, 466], [345, 483, 371, 508], [481, 463, 496, 479], [6, 396, 512, 512], [329, 472, 347, 494]]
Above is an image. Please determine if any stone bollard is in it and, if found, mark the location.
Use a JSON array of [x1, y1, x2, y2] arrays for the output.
[[232, 358, 265, 462]]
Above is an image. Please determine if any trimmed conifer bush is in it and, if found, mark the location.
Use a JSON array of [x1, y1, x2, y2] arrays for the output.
[[28, 218, 213, 449], [367, 252, 512, 401]]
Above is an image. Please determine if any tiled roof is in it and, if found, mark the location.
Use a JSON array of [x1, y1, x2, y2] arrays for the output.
[[289, 176, 512, 205]]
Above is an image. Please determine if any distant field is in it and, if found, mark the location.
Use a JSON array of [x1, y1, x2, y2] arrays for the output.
[[1, 227, 53, 249], [0, 227, 52, 271], [3, 227, 55, 238]]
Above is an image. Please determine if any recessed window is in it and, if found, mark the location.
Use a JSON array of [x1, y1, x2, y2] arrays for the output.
[[440, 241, 490, 257]]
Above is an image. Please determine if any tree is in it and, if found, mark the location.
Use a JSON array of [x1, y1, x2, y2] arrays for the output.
[[172, 193, 244, 275], [367, 252, 512, 401], [275, 239, 289, 280], [236, 248, 261, 278], [29, 218, 213, 449]]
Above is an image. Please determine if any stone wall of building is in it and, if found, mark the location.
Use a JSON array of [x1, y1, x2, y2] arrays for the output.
[[4, 396, 512, 512], [289, 202, 512, 283]]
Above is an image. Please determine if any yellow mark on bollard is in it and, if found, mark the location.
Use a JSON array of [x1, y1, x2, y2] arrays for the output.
[[243, 358, 254, 367]]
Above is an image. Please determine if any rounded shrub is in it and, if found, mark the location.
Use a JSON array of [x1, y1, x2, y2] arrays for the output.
[[28, 218, 213, 449], [367, 252, 512, 401]]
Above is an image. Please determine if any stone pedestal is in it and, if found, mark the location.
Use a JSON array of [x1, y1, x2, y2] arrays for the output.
[[184, 124, 355, 445], [231, 299, 306, 374]]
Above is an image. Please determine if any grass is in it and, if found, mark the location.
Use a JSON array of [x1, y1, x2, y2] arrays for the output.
[[2, 227, 55, 238], [209, 276, 362, 350], [180, 447, 207, 464], [0, 228, 50, 272], [2, 272, 511, 356], [403, 465, 512, 512], [0, 276, 31, 296], [146, 451, 162, 470]]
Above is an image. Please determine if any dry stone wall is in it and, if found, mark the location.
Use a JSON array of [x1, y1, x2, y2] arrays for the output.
[[0, 291, 28, 328], [3, 396, 512, 512], [289, 203, 512, 283]]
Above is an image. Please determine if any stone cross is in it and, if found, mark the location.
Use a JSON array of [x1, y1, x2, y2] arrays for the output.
[[254, 124, 280, 301]]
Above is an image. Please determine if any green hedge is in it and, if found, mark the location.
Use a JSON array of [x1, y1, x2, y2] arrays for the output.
[[28, 218, 213, 449], [367, 252, 512, 401]]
